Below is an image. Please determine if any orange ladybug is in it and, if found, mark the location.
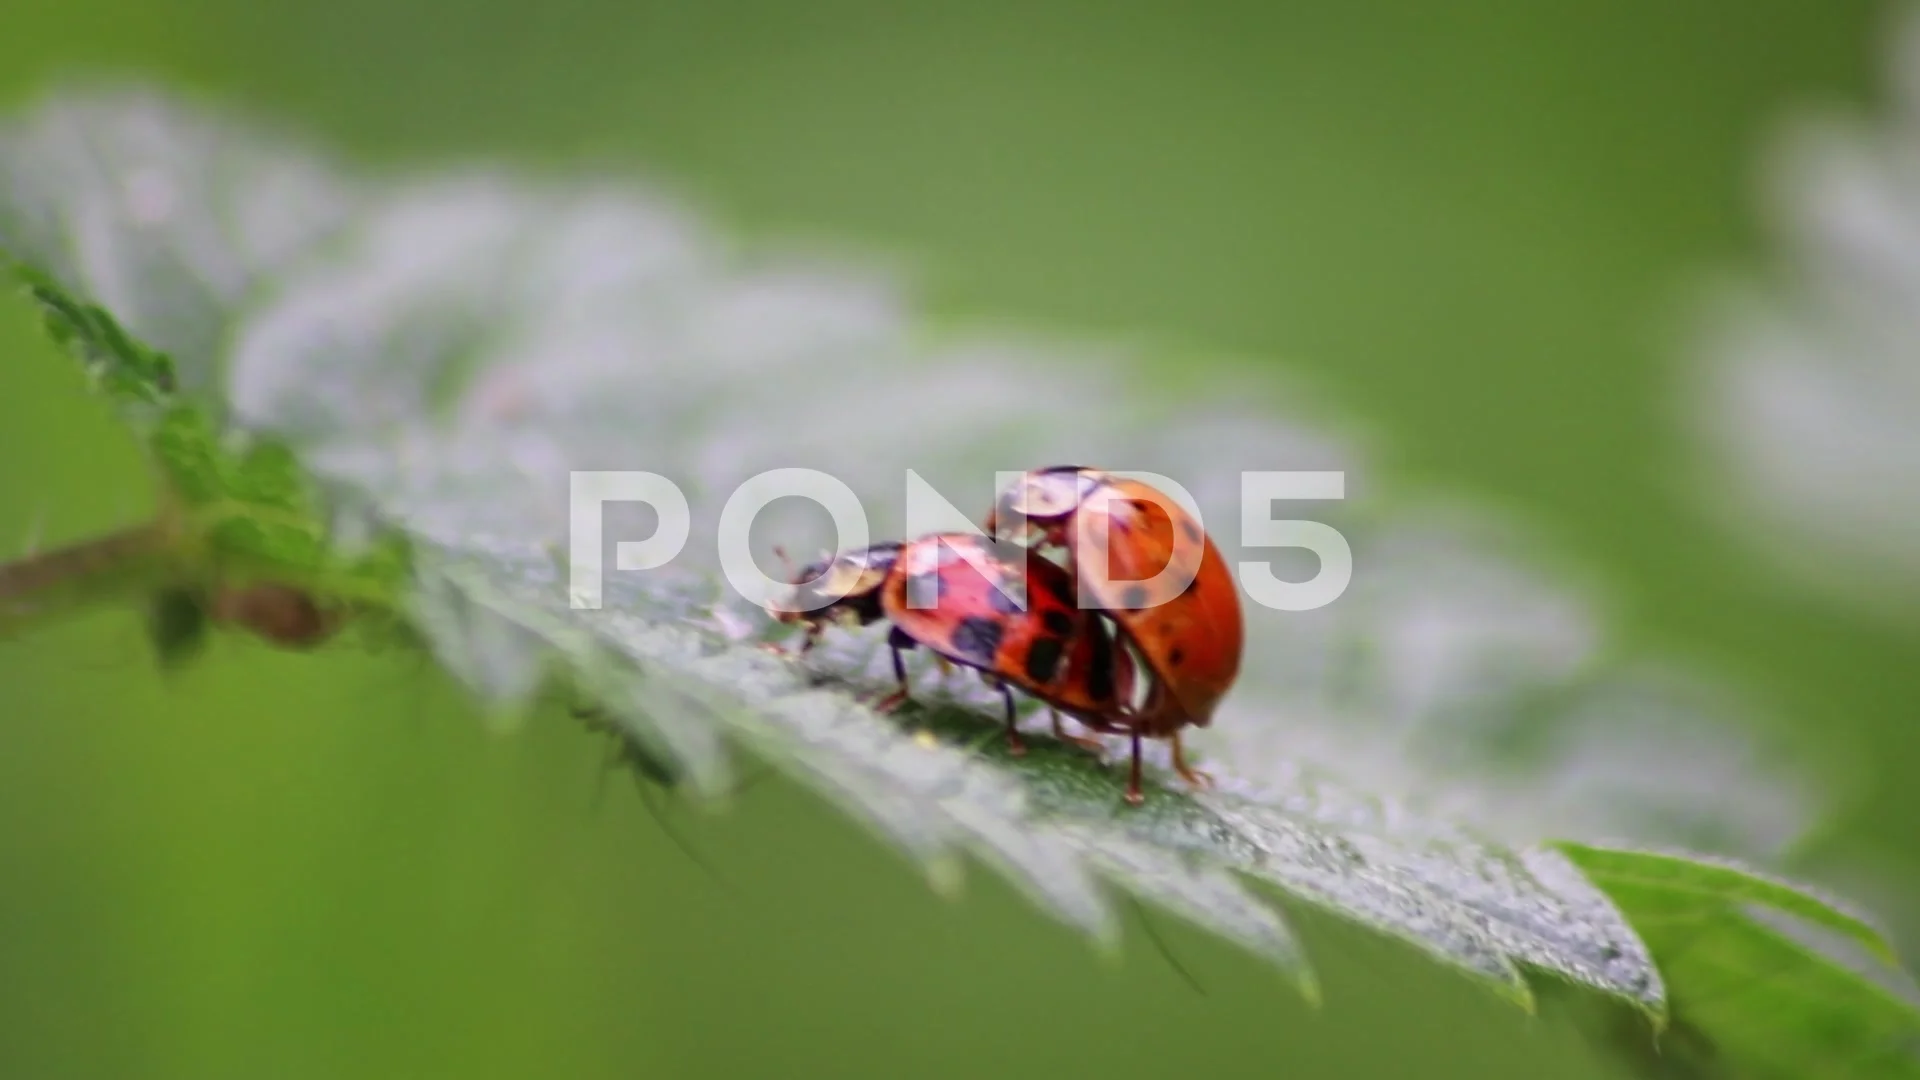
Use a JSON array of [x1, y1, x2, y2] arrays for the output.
[[768, 533, 1135, 756], [985, 466, 1244, 802]]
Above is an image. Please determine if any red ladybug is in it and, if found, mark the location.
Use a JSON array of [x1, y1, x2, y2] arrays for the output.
[[985, 466, 1244, 802], [767, 533, 1135, 756]]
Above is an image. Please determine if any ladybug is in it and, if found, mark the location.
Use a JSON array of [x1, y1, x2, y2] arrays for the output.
[[985, 466, 1244, 802], [767, 533, 1135, 756]]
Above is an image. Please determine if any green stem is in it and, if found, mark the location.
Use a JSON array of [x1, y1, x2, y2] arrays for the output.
[[0, 520, 184, 637]]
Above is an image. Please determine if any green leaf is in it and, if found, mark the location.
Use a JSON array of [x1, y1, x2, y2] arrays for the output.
[[11, 259, 405, 607], [3, 86, 1914, 1076], [1561, 844, 1920, 1078]]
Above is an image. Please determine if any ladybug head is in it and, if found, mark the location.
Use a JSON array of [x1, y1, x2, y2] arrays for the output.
[[767, 541, 902, 624], [987, 466, 1105, 539]]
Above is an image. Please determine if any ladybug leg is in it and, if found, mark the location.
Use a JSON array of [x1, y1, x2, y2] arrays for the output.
[[995, 680, 1026, 756], [872, 627, 914, 714], [1122, 729, 1146, 804], [932, 654, 954, 677], [1170, 732, 1214, 791], [1049, 708, 1107, 755], [889, 628, 913, 684]]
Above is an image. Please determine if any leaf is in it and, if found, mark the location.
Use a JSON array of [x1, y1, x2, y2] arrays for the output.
[[4, 85, 1915, 1075], [1561, 845, 1920, 1079], [10, 256, 406, 607]]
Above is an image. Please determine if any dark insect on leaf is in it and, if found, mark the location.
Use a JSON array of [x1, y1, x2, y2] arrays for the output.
[[145, 587, 209, 669]]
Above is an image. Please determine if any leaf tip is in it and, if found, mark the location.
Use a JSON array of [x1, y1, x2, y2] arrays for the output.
[[1291, 967, 1324, 1009], [924, 854, 966, 900], [1492, 971, 1538, 1015]]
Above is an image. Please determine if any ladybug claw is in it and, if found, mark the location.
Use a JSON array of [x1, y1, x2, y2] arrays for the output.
[[872, 688, 910, 714], [1124, 730, 1147, 806], [1170, 734, 1213, 791]]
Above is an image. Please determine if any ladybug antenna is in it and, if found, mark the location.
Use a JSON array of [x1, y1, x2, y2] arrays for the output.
[[772, 545, 797, 584]]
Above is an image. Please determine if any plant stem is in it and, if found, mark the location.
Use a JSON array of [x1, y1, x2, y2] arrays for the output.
[[0, 520, 183, 637]]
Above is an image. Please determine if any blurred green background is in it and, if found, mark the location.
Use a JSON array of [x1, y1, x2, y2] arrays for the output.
[[2, 1, 1914, 1077]]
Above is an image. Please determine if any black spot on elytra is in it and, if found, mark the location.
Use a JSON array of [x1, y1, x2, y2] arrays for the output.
[[1122, 585, 1150, 610], [1169, 646, 1186, 668], [904, 571, 942, 609], [1023, 636, 1064, 684], [1041, 609, 1074, 636], [951, 616, 1004, 666]]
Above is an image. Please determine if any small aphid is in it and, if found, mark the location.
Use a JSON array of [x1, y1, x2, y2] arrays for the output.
[[572, 704, 732, 885]]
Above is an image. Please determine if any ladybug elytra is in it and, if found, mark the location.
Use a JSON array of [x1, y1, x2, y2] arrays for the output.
[[985, 466, 1244, 803], [767, 533, 1136, 755]]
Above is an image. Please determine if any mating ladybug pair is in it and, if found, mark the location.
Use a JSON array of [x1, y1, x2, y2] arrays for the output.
[[767, 466, 1244, 805]]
